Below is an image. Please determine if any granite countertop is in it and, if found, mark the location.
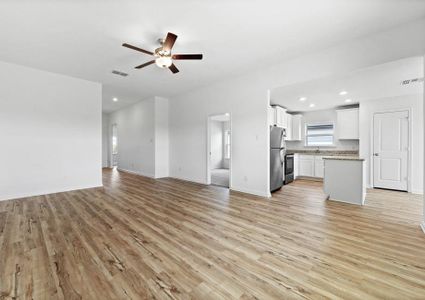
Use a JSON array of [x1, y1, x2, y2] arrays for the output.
[[286, 149, 359, 156], [322, 156, 365, 161]]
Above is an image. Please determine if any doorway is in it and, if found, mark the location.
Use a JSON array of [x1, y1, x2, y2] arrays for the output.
[[373, 110, 410, 191], [111, 123, 118, 168], [207, 113, 231, 188]]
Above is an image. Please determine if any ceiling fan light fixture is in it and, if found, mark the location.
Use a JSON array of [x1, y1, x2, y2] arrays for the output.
[[155, 56, 172, 68], [123, 32, 202, 74]]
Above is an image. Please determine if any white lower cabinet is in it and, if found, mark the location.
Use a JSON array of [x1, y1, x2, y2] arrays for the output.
[[314, 156, 324, 178], [298, 155, 314, 177], [294, 154, 299, 178], [297, 154, 324, 178]]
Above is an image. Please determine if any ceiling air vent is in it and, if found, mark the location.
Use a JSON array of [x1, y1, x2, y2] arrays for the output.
[[112, 70, 128, 77], [400, 77, 424, 85]]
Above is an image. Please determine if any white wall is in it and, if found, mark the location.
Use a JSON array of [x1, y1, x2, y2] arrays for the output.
[[154, 97, 170, 178], [359, 94, 424, 193], [286, 108, 359, 151], [0, 61, 102, 201], [108, 96, 169, 178], [170, 78, 269, 196], [169, 18, 425, 197], [109, 98, 156, 177], [210, 121, 224, 169], [102, 113, 110, 168]]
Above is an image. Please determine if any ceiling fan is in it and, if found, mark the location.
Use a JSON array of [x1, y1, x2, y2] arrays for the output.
[[122, 32, 203, 74]]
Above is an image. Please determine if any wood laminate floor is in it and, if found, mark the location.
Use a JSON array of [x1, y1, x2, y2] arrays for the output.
[[1, 168, 424, 299]]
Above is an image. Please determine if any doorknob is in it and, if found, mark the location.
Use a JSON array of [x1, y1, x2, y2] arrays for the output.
[[374, 153, 379, 156]]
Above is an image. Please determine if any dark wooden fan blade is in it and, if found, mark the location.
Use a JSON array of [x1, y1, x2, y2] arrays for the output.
[[135, 60, 155, 69], [172, 54, 203, 60], [169, 63, 179, 74], [162, 32, 177, 52], [122, 43, 154, 56]]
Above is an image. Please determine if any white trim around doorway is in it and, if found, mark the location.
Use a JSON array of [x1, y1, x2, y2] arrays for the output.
[[370, 108, 412, 193], [206, 113, 232, 189]]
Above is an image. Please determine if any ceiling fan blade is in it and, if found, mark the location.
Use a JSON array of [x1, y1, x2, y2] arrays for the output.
[[122, 43, 154, 56], [162, 32, 178, 52], [172, 54, 203, 60], [169, 63, 179, 74], [135, 60, 156, 69]]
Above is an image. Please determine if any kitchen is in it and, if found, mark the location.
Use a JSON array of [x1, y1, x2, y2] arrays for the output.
[[269, 56, 424, 206], [269, 103, 366, 205]]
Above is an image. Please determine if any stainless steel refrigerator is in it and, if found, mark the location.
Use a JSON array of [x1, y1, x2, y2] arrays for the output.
[[270, 126, 286, 192]]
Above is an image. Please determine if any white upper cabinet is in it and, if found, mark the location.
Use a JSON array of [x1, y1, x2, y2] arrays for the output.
[[285, 113, 293, 140], [337, 108, 359, 140], [290, 114, 302, 141], [274, 106, 287, 128], [268, 106, 276, 126], [270, 107, 302, 139]]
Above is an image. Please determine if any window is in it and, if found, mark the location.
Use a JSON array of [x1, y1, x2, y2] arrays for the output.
[[224, 130, 231, 159], [305, 123, 334, 146]]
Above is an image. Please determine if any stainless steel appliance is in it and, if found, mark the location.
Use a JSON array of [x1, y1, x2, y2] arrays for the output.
[[284, 154, 294, 184], [270, 126, 286, 192]]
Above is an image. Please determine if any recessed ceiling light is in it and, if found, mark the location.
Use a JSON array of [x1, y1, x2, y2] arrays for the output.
[[299, 97, 307, 101], [113, 97, 118, 102], [339, 90, 347, 95], [345, 99, 352, 103], [309, 103, 315, 108]]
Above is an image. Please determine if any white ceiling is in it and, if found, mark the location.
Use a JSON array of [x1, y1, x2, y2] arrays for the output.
[[1, 0, 424, 113], [270, 57, 424, 112]]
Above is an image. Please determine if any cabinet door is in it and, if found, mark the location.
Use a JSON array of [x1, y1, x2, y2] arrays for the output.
[[294, 154, 299, 178], [337, 108, 359, 139], [286, 114, 292, 140], [314, 156, 324, 178], [298, 156, 314, 177], [274, 106, 287, 128], [291, 114, 302, 141], [281, 111, 288, 129]]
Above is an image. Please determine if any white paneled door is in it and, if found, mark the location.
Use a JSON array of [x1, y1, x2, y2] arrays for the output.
[[373, 110, 409, 191]]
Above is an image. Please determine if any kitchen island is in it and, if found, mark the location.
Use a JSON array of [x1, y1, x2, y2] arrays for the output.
[[323, 156, 366, 205]]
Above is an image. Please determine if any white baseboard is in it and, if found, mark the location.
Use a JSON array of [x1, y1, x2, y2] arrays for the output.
[[170, 175, 270, 198], [230, 186, 270, 198], [117, 168, 155, 178], [411, 189, 423, 195], [0, 183, 103, 202], [169, 175, 207, 185], [119, 170, 270, 198], [420, 222, 425, 234]]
